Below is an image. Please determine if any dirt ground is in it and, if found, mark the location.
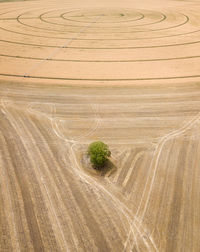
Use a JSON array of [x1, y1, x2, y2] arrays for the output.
[[0, 0, 200, 251]]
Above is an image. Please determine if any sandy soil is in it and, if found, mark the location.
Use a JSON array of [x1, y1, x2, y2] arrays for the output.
[[0, 0, 200, 251]]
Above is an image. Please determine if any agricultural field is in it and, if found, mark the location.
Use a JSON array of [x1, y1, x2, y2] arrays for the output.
[[0, 0, 200, 251]]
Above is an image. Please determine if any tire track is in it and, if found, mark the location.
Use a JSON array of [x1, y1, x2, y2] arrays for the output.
[[123, 112, 200, 251], [50, 102, 158, 251]]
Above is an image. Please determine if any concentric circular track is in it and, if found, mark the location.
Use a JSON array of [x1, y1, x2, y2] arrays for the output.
[[0, 0, 200, 84]]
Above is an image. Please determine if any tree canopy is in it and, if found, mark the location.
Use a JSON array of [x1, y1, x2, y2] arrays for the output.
[[88, 141, 111, 169]]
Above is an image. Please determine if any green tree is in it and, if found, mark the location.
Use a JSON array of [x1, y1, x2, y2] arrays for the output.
[[88, 141, 111, 169]]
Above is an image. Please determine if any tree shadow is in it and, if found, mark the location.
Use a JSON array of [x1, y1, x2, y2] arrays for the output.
[[98, 159, 117, 177], [81, 153, 117, 177]]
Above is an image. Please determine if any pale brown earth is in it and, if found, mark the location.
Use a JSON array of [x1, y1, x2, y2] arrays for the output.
[[0, 0, 200, 251]]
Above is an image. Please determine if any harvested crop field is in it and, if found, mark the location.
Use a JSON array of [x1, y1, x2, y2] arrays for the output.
[[0, 0, 200, 251]]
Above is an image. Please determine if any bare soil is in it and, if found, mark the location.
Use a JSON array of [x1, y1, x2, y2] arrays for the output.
[[0, 0, 200, 251]]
